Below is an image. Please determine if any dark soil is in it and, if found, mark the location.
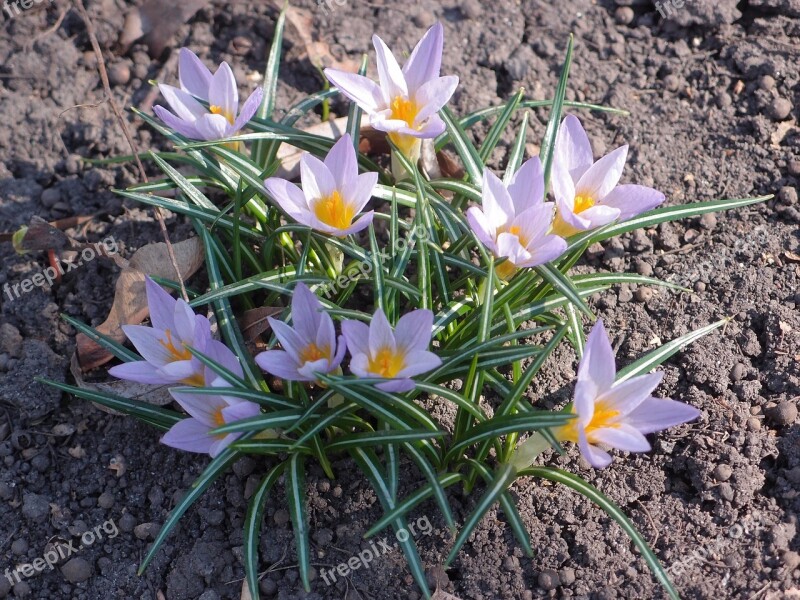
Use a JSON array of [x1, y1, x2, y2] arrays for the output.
[[1, 0, 799, 599]]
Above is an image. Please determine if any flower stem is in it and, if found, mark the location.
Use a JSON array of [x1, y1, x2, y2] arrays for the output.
[[508, 432, 551, 473]]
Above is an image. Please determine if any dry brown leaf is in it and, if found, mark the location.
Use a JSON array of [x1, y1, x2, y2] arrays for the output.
[[278, 2, 360, 71], [771, 118, 796, 147], [75, 237, 205, 371], [108, 454, 127, 477], [431, 590, 464, 600], [275, 117, 366, 179], [119, 0, 208, 58], [240, 580, 254, 600], [241, 307, 284, 342], [783, 251, 800, 263]]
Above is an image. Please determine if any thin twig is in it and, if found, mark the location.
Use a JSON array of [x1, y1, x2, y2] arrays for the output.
[[72, 0, 189, 301]]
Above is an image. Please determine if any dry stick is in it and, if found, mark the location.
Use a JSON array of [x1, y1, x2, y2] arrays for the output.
[[72, 0, 189, 301]]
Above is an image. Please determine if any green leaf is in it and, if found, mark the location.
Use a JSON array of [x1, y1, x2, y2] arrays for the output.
[[60, 315, 139, 364], [535, 263, 594, 318], [440, 105, 483, 185], [346, 54, 369, 147], [180, 386, 295, 410], [519, 466, 679, 600], [210, 409, 305, 435], [325, 430, 446, 453], [538, 34, 574, 191], [503, 111, 530, 185], [479, 88, 524, 163], [243, 463, 285, 600], [253, 2, 288, 167], [37, 379, 183, 431], [286, 454, 312, 591]]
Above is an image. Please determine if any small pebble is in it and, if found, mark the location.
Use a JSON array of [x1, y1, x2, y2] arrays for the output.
[[758, 75, 775, 91], [788, 160, 800, 177], [746, 417, 761, 432], [693, 281, 706, 293], [537, 568, 560, 591], [778, 186, 797, 205], [731, 363, 746, 381], [273, 509, 290, 526], [21, 493, 50, 523], [118, 512, 137, 533], [259, 578, 278, 596], [699, 213, 717, 229], [460, 0, 482, 19], [11, 581, 29, 598], [108, 63, 131, 86], [634, 259, 653, 277], [718, 483, 735, 502], [769, 97, 793, 121], [133, 522, 159, 540], [11, 538, 28, 556], [634, 287, 653, 302], [41, 188, 60, 208], [712, 464, 732, 482], [61, 558, 92, 583], [0, 482, 13, 500], [663, 74, 680, 92], [618, 285, 633, 303], [98, 492, 114, 509], [767, 401, 797, 426], [0, 576, 10, 597], [614, 6, 634, 24], [560, 567, 576, 585]]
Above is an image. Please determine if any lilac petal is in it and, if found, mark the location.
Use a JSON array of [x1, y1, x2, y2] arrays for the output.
[[341, 320, 371, 357], [507, 157, 545, 213], [170, 389, 223, 425], [221, 401, 261, 423], [411, 113, 447, 138], [555, 196, 592, 233], [512, 203, 557, 248], [232, 87, 264, 132], [324, 69, 386, 113], [209, 62, 238, 120], [625, 397, 701, 435], [330, 335, 347, 370], [291, 282, 323, 345], [554, 115, 594, 181], [255, 349, 302, 380], [601, 372, 663, 417], [591, 423, 652, 453], [108, 360, 174, 384], [600, 184, 664, 221], [394, 309, 434, 352], [122, 325, 174, 366], [264, 177, 311, 222], [496, 233, 531, 264], [395, 350, 441, 378], [347, 172, 379, 215], [369, 309, 396, 355], [517, 234, 567, 268], [377, 378, 416, 393], [209, 434, 240, 458], [402, 22, 443, 93], [577, 429, 613, 469], [205, 339, 244, 379], [579, 320, 617, 393], [550, 162, 577, 208], [482, 169, 515, 229], [269, 319, 307, 364], [297, 357, 333, 381], [372, 34, 408, 100], [194, 113, 232, 141], [159, 359, 204, 383], [161, 418, 215, 455], [179, 48, 213, 99], [575, 145, 629, 202], [348, 352, 370, 378], [413, 76, 459, 124], [323, 134, 358, 192], [145, 277, 175, 331], [300, 153, 337, 201], [158, 84, 207, 121], [466, 207, 498, 254], [574, 204, 620, 229], [172, 299, 198, 345], [153, 106, 202, 139]]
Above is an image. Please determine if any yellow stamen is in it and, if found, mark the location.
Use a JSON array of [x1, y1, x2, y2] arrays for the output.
[[313, 190, 355, 230], [299, 343, 329, 364], [573, 194, 596, 214], [388, 96, 423, 165], [159, 330, 193, 362], [209, 105, 235, 125], [181, 372, 207, 387], [557, 400, 620, 444], [390, 96, 419, 126], [496, 260, 518, 281], [368, 347, 406, 378]]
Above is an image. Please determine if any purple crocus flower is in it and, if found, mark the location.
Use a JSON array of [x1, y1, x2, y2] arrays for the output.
[[264, 134, 378, 237], [255, 283, 346, 383], [161, 340, 261, 457], [550, 115, 664, 237], [466, 159, 568, 279], [341, 309, 442, 393], [324, 23, 458, 159], [153, 47, 263, 142], [556, 320, 701, 469], [109, 277, 212, 386]]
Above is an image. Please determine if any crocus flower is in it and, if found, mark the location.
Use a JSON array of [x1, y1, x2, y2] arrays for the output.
[[341, 309, 442, 393], [264, 134, 377, 237], [466, 159, 568, 279], [255, 283, 346, 383], [550, 115, 664, 237], [555, 320, 700, 469], [324, 23, 458, 161], [153, 47, 263, 142], [109, 277, 212, 386], [162, 340, 261, 457]]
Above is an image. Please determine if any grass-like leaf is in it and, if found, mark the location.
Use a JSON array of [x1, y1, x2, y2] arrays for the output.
[[243, 463, 285, 600], [286, 454, 312, 591]]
